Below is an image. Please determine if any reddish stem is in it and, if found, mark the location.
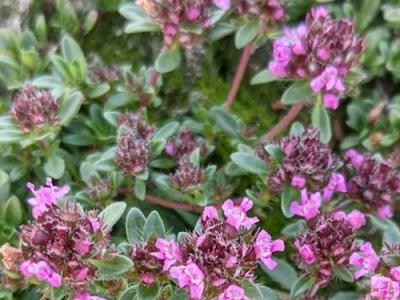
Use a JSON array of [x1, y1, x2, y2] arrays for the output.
[[223, 43, 253, 110], [140, 69, 160, 106], [264, 101, 305, 140]]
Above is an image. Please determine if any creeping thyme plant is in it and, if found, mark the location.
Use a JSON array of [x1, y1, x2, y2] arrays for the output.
[[2, 0, 400, 299]]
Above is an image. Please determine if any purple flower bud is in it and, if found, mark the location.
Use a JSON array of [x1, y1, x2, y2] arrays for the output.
[[11, 84, 59, 132]]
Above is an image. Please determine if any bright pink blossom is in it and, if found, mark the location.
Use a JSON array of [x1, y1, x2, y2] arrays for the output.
[[349, 242, 379, 279], [20, 260, 61, 287], [323, 93, 339, 110], [294, 241, 316, 265], [26, 178, 70, 219], [201, 206, 219, 221], [334, 210, 366, 231], [141, 272, 155, 285], [290, 189, 322, 220], [291, 175, 306, 188], [378, 205, 394, 219], [213, 0, 230, 10], [254, 230, 284, 270], [391, 267, 400, 281], [221, 198, 259, 230], [170, 263, 205, 299], [218, 285, 249, 300], [151, 238, 181, 271], [345, 149, 364, 168], [369, 275, 400, 300], [323, 172, 347, 200]]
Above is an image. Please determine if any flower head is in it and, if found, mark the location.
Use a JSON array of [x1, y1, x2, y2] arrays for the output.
[[170, 159, 205, 192], [345, 150, 400, 219], [369, 275, 400, 300], [323, 172, 347, 200], [254, 230, 285, 270], [11, 83, 59, 132], [268, 128, 338, 192], [268, 6, 365, 109], [290, 189, 322, 220], [349, 242, 379, 279], [165, 129, 206, 161], [222, 198, 259, 230], [236, 0, 285, 22]]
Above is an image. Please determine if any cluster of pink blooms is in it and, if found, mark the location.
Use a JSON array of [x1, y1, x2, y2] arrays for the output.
[[131, 198, 283, 299], [136, 0, 228, 49], [19, 179, 108, 300], [11, 83, 59, 132], [293, 210, 365, 294], [165, 128, 207, 162], [344, 149, 400, 219], [269, 6, 365, 109], [170, 159, 205, 192]]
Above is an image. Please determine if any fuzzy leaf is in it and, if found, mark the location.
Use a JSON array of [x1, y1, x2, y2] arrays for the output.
[[99, 202, 127, 231], [231, 152, 268, 175], [155, 46, 181, 73], [312, 100, 332, 144], [126, 208, 146, 244], [235, 20, 258, 49], [90, 254, 133, 276], [251, 69, 278, 85], [143, 211, 165, 240], [282, 81, 312, 105]]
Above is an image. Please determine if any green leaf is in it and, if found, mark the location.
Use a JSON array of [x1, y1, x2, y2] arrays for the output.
[[90, 254, 133, 276], [383, 220, 400, 244], [119, 3, 151, 22], [79, 162, 100, 184], [126, 207, 146, 244], [0, 129, 22, 144], [152, 121, 179, 141], [59, 92, 82, 126], [125, 21, 160, 34], [137, 283, 159, 300], [44, 154, 65, 179], [251, 69, 278, 85], [155, 46, 181, 73], [209, 22, 236, 41], [99, 202, 127, 231], [282, 81, 312, 105], [312, 100, 332, 144], [281, 187, 299, 218], [241, 279, 263, 300], [135, 178, 146, 200], [118, 286, 137, 300], [61, 35, 87, 76], [333, 266, 354, 283], [0, 169, 10, 202], [3, 195, 23, 226], [329, 291, 359, 300], [264, 144, 283, 163], [258, 286, 280, 300], [231, 152, 268, 175], [235, 20, 259, 49], [290, 122, 305, 136], [211, 107, 241, 138], [87, 83, 110, 99], [290, 275, 314, 298], [261, 258, 298, 291], [143, 211, 165, 240]]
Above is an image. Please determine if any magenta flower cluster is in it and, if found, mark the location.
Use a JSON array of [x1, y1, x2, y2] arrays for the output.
[[131, 198, 283, 299], [137, 0, 227, 49], [19, 179, 108, 300], [268, 6, 365, 109]]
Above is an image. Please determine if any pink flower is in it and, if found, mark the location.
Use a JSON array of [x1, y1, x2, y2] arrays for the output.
[[290, 189, 321, 220], [391, 267, 400, 281], [323, 93, 339, 110], [254, 230, 284, 270], [378, 205, 393, 219], [150, 238, 181, 271], [201, 206, 219, 221], [170, 263, 205, 299], [73, 239, 92, 255], [74, 293, 106, 300], [291, 175, 306, 188], [221, 198, 259, 230], [323, 172, 347, 200], [141, 272, 155, 285], [213, 0, 230, 10], [27, 178, 70, 219], [345, 149, 364, 168], [349, 242, 379, 279], [369, 275, 400, 300], [334, 210, 366, 231], [20, 260, 62, 287], [218, 285, 249, 300], [310, 66, 346, 93], [294, 241, 316, 265]]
